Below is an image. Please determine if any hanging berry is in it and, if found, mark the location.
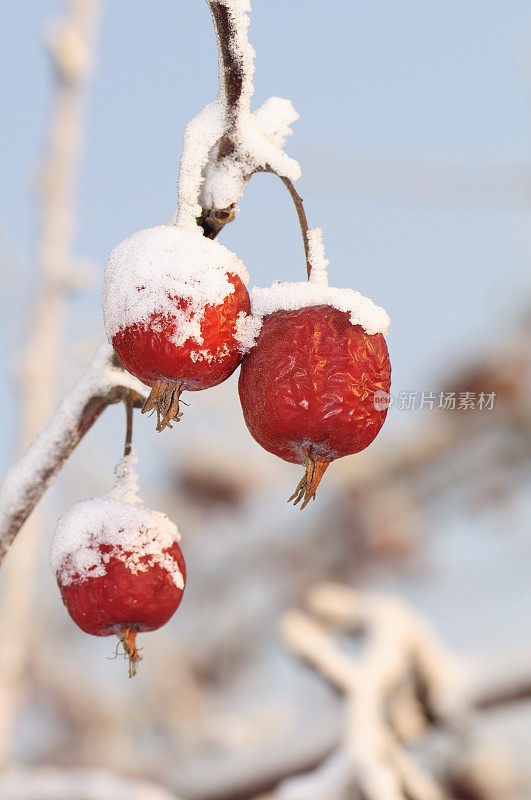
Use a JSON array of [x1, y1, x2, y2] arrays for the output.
[[103, 225, 251, 431], [237, 245, 391, 509], [50, 450, 186, 676]]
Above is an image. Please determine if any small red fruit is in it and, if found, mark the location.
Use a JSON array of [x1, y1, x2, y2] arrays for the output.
[[238, 297, 391, 508], [103, 226, 250, 430], [51, 454, 186, 676]]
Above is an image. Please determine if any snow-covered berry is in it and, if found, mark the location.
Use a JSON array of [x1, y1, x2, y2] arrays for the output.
[[103, 225, 250, 430], [237, 281, 391, 508], [50, 451, 186, 676]]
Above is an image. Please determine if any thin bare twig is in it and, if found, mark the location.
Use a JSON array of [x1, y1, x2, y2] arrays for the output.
[[278, 176, 311, 278], [254, 168, 311, 277]]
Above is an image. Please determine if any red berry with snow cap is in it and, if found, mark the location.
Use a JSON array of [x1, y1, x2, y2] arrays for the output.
[[103, 226, 250, 430], [51, 453, 185, 676], [238, 280, 391, 508]]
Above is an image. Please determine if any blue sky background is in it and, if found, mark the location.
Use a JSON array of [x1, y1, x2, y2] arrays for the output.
[[1, 0, 531, 472]]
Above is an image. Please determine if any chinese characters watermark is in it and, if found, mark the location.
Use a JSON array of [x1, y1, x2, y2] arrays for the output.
[[373, 390, 496, 411]]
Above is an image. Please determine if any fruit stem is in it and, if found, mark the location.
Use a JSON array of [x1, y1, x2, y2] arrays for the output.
[[256, 168, 311, 279], [288, 453, 330, 510], [141, 379, 184, 432], [278, 175, 311, 279], [118, 627, 142, 678], [123, 390, 134, 457]]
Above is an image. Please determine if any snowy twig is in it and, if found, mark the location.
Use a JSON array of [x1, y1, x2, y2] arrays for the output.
[[194, 0, 254, 238], [276, 584, 469, 800], [0, 344, 147, 564], [173, 0, 303, 254], [208, 0, 253, 151], [202, 1, 318, 277]]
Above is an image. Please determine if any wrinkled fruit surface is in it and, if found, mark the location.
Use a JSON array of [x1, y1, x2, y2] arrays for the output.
[[238, 305, 391, 506], [113, 273, 250, 390], [59, 541, 186, 637]]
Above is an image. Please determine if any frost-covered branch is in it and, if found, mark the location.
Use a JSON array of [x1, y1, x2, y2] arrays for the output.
[[275, 584, 469, 800], [208, 0, 253, 140], [0, 344, 147, 564], [172, 0, 301, 243]]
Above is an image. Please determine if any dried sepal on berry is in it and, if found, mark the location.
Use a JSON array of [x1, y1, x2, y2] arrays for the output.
[[50, 449, 186, 676]]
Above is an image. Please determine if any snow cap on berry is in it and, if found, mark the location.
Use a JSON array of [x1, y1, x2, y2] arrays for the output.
[[235, 281, 390, 353], [102, 225, 249, 344], [50, 449, 184, 590]]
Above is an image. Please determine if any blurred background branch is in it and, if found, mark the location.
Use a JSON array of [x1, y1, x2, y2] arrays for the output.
[[0, 0, 104, 769]]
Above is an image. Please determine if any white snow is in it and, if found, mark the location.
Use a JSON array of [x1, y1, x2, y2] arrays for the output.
[[307, 228, 330, 286], [170, 0, 300, 229], [235, 282, 390, 352], [174, 100, 227, 230], [0, 342, 148, 556], [102, 225, 249, 345], [199, 100, 301, 213], [214, 0, 255, 126], [253, 97, 299, 150], [50, 449, 184, 589], [234, 310, 263, 354]]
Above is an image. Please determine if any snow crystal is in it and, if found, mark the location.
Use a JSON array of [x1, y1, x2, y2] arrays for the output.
[[102, 225, 248, 344], [170, 0, 300, 228], [189, 343, 230, 363], [253, 97, 299, 150], [215, 0, 255, 127], [199, 99, 301, 213], [108, 448, 140, 506], [234, 310, 263, 353], [234, 282, 390, 352], [174, 99, 226, 230], [307, 228, 330, 286], [50, 449, 184, 589]]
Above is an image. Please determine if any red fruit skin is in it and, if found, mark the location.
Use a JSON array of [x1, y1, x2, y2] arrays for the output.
[[59, 542, 186, 637], [238, 305, 391, 465], [112, 273, 250, 390]]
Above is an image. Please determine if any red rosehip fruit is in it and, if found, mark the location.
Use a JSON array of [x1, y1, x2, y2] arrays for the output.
[[238, 285, 391, 508], [51, 455, 185, 676], [103, 226, 250, 430]]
